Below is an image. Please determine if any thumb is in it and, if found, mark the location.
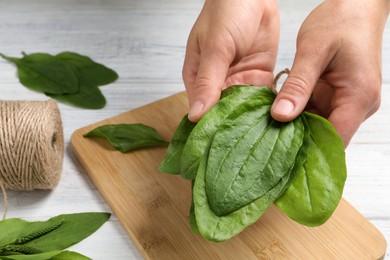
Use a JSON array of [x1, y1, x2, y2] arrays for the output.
[[184, 46, 231, 122], [271, 44, 329, 122]]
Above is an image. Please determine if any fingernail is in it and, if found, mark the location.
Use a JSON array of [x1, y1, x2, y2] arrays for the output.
[[273, 99, 295, 116], [189, 101, 204, 118]]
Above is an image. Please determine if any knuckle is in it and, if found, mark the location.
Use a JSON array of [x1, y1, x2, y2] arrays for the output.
[[203, 31, 235, 62], [353, 71, 382, 118], [369, 84, 382, 114], [282, 76, 312, 98], [195, 75, 214, 90], [371, 97, 381, 114], [211, 42, 234, 64], [297, 32, 330, 57], [357, 72, 382, 103]]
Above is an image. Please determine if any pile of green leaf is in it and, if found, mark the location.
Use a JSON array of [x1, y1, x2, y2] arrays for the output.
[[0, 212, 110, 260], [159, 85, 347, 242], [0, 52, 118, 109]]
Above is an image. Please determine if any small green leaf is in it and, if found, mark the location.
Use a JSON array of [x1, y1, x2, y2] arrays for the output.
[[24, 213, 110, 252], [158, 115, 196, 174], [47, 52, 119, 109], [84, 124, 168, 152], [0, 53, 78, 95], [275, 112, 346, 226], [56, 52, 118, 86]]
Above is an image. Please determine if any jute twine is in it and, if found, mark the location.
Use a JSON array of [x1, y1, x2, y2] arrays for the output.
[[0, 100, 64, 219], [272, 68, 290, 94]]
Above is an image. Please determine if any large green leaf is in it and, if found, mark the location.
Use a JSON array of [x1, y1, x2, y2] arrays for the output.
[[275, 112, 346, 226], [158, 115, 196, 174], [0, 53, 78, 95], [0, 219, 32, 248], [0, 250, 89, 260], [84, 124, 168, 152], [0, 51, 119, 109], [193, 147, 291, 242], [205, 100, 304, 216], [181, 86, 275, 179], [276, 115, 310, 196], [0, 251, 63, 260], [24, 213, 110, 251]]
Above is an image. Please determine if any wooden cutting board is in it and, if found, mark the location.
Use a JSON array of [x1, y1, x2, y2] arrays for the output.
[[71, 92, 387, 259]]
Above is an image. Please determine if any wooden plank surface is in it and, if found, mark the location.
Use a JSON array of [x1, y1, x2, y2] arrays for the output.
[[71, 92, 387, 259]]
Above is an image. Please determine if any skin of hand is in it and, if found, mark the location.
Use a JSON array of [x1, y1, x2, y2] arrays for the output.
[[271, 0, 390, 146], [183, 0, 280, 122]]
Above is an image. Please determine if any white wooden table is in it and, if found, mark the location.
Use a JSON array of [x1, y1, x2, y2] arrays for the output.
[[0, 0, 389, 259]]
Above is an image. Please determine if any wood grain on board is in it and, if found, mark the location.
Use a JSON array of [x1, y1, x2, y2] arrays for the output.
[[71, 92, 387, 259]]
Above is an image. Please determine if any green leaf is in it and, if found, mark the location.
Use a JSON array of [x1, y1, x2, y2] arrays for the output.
[[158, 115, 196, 174], [50, 251, 91, 260], [205, 100, 304, 216], [275, 112, 347, 226], [56, 52, 118, 86], [2, 245, 42, 255], [189, 181, 199, 234], [0, 250, 90, 260], [0, 51, 119, 109], [0, 251, 63, 260], [46, 84, 106, 109], [219, 84, 275, 100], [276, 115, 310, 196], [47, 52, 119, 109], [0, 53, 78, 95], [84, 124, 168, 152], [0, 219, 31, 248], [193, 147, 291, 242], [0, 213, 102, 258], [0, 218, 63, 248], [181, 86, 275, 179], [24, 213, 110, 251]]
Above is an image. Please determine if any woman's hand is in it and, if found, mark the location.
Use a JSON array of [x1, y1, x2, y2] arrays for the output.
[[183, 0, 280, 122], [271, 0, 389, 146]]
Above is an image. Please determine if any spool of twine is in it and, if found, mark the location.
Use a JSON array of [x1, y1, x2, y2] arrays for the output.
[[0, 100, 64, 219]]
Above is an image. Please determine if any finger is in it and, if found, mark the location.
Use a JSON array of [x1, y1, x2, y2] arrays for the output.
[[184, 40, 232, 122], [271, 39, 333, 122], [327, 103, 367, 147], [182, 28, 202, 90]]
